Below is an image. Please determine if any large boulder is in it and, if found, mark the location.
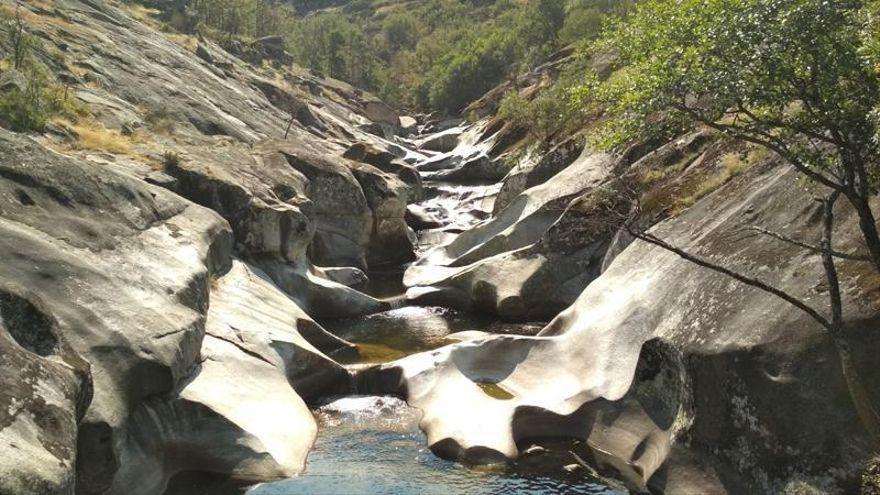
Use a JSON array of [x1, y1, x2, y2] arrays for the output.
[[0, 130, 232, 494], [344, 142, 422, 195], [361, 161, 880, 493], [405, 149, 618, 320], [163, 140, 405, 315], [110, 261, 354, 494], [271, 140, 415, 268], [361, 97, 399, 127], [418, 128, 464, 153], [163, 143, 315, 263], [494, 138, 584, 213]]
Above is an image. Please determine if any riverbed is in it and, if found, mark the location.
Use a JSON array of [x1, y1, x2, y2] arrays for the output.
[[247, 306, 621, 495], [245, 172, 621, 494]]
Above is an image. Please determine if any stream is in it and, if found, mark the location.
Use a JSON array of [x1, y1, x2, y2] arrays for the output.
[[247, 305, 620, 495], [241, 167, 621, 494]]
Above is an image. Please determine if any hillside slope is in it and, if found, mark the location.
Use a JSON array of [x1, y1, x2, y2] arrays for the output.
[[1, 1, 879, 494], [0, 0, 427, 492]]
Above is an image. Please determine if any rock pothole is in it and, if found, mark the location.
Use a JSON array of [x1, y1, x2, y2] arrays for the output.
[[0, 291, 58, 358]]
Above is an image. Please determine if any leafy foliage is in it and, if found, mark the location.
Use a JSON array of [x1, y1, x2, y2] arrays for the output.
[[579, 0, 880, 268], [284, 0, 628, 112], [132, 0, 630, 113], [0, 9, 88, 132], [585, 0, 879, 164], [498, 77, 588, 142], [285, 12, 377, 89], [1, 6, 36, 70]]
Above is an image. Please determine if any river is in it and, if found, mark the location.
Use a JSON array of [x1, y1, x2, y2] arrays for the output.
[[245, 166, 622, 494]]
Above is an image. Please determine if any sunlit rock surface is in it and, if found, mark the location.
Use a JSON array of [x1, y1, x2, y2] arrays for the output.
[[362, 162, 880, 493], [0, 128, 231, 494], [112, 261, 353, 494], [405, 149, 618, 320], [2, 0, 879, 494], [0, 0, 421, 491]]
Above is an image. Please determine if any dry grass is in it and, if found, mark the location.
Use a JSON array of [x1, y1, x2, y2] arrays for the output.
[[671, 147, 765, 212], [67, 63, 91, 79], [141, 105, 177, 134], [65, 120, 132, 154], [122, 3, 161, 27], [0, 3, 80, 32], [167, 33, 198, 52], [120, 2, 196, 51], [639, 144, 768, 216]]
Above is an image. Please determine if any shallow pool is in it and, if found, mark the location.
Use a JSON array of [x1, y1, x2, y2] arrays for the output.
[[247, 396, 623, 495]]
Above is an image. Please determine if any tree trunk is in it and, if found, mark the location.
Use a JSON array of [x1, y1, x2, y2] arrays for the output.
[[835, 339, 880, 449], [821, 192, 880, 447], [848, 194, 880, 273]]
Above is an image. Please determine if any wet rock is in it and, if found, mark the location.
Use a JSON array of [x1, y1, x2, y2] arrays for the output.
[[344, 142, 422, 194], [316, 266, 369, 287], [364, 160, 880, 493], [522, 445, 547, 456], [419, 128, 463, 153], [260, 260, 393, 318], [406, 150, 618, 321], [431, 153, 510, 183], [423, 117, 465, 134], [406, 204, 444, 231]]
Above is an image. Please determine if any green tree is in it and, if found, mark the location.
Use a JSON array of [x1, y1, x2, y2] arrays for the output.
[[2, 5, 36, 69], [285, 12, 377, 88], [583, 0, 880, 445], [586, 0, 880, 271], [423, 28, 518, 112], [381, 12, 420, 52]]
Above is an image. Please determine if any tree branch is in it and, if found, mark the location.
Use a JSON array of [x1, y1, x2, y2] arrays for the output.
[[745, 225, 872, 262], [625, 225, 832, 331], [820, 191, 843, 330], [671, 102, 844, 191]]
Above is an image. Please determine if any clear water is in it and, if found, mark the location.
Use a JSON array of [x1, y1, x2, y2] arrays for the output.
[[414, 181, 500, 254], [235, 165, 620, 494], [321, 306, 496, 363], [247, 396, 623, 495]]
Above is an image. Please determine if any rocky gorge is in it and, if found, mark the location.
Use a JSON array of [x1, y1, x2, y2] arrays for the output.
[[0, 1, 879, 494]]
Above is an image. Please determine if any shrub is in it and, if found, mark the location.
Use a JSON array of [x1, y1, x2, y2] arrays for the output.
[[0, 7, 88, 132], [284, 12, 376, 88], [498, 72, 590, 144], [0, 74, 49, 132], [424, 29, 519, 113], [162, 150, 180, 168], [1, 6, 36, 70]]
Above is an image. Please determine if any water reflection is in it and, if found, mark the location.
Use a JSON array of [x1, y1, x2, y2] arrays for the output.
[[320, 306, 495, 364], [247, 396, 623, 495]]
